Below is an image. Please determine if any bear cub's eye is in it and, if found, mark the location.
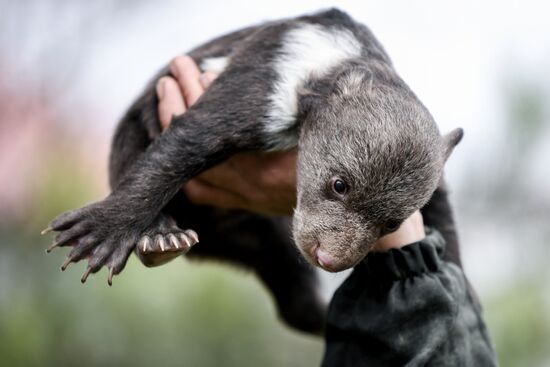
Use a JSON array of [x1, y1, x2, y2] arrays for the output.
[[331, 178, 348, 195]]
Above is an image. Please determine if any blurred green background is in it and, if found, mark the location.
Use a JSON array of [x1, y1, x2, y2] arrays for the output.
[[1, 1, 549, 366], [0, 158, 323, 367]]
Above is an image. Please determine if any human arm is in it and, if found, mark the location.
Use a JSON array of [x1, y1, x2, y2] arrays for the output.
[[160, 57, 499, 366], [321, 229, 498, 367]]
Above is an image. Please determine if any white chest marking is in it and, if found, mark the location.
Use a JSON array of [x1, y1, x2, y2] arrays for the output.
[[200, 56, 230, 74], [265, 24, 362, 148]]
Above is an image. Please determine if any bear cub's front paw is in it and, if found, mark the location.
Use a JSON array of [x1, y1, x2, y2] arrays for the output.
[[43, 198, 140, 285]]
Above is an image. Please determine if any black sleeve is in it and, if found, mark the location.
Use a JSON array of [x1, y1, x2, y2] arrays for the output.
[[321, 228, 498, 367]]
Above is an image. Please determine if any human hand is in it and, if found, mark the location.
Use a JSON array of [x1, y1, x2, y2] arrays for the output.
[[372, 211, 425, 251], [156, 56, 297, 216], [157, 56, 424, 250]]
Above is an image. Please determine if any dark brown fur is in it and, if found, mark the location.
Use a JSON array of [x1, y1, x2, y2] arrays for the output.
[[45, 9, 463, 334]]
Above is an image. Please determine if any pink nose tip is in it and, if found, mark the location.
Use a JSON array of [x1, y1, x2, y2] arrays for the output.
[[316, 248, 335, 270]]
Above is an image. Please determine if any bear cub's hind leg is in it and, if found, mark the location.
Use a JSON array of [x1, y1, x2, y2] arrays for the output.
[[135, 213, 199, 267]]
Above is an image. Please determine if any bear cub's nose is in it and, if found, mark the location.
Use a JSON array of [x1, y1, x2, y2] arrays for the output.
[[316, 248, 336, 271]]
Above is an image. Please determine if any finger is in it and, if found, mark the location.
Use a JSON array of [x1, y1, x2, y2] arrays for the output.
[[194, 160, 251, 193], [157, 77, 186, 131], [199, 71, 218, 89], [170, 55, 204, 107], [244, 150, 297, 183], [184, 179, 248, 210]]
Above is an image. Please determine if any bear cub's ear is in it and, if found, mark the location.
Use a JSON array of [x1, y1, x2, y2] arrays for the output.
[[442, 128, 464, 161], [333, 66, 373, 97]]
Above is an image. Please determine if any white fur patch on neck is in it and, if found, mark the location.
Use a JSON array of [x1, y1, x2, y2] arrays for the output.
[[265, 23, 362, 148], [200, 56, 229, 74]]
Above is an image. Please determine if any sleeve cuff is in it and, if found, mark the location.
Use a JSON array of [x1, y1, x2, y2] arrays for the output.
[[359, 228, 446, 281]]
